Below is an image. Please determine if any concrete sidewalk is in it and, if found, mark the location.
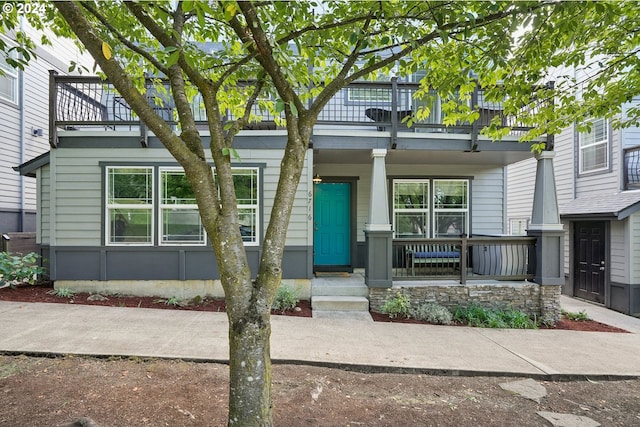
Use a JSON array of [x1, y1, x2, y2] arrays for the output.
[[0, 298, 638, 378]]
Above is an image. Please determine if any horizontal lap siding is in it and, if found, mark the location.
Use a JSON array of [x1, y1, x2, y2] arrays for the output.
[[506, 157, 536, 228], [51, 146, 311, 247], [610, 219, 627, 283], [316, 163, 506, 242], [0, 104, 21, 210], [39, 165, 51, 244], [631, 213, 640, 283]]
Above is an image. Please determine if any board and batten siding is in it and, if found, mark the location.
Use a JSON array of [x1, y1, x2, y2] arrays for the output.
[[49, 146, 311, 247]]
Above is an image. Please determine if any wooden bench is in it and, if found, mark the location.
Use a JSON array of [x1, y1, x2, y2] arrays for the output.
[[406, 243, 461, 276]]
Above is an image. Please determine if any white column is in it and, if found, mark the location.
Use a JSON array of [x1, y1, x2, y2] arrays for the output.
[[365, 149, 391, 231]]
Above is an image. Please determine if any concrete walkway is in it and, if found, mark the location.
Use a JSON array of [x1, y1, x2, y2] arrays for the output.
[[0, 298, 639, 378]]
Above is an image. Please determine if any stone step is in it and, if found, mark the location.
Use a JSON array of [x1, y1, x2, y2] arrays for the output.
[[311, 283, 369, 298], [311, 296, 369, 312]]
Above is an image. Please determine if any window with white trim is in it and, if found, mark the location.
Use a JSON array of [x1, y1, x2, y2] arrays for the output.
[[433, 179, 468, 237], [0, 49, 18, 104], [106, 166, 259, 246], [579, 118, 609, 174], [160, 168, 205, 245], [392, 178, 469, 238], [106, 167, 154, 245]]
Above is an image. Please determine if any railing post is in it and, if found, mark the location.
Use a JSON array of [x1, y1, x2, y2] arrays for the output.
[[470, 84, 478, 152], [391, 77, 398, 149], [48, 70, 58, 148], [460, 235, 468, 285]]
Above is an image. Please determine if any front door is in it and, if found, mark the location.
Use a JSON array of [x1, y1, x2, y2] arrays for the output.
[[314, 182, 351, 269], [573, 221, 607, 303]]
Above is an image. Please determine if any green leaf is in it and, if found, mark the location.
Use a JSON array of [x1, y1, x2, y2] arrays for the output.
[[289, 102, 298, 118], [275, 99, 285, 114], [166, 50, 180, 67]]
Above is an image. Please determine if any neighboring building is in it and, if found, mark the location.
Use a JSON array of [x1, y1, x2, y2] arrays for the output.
[[0, 25, 89, 235], [507, 100, 640, 316], [16, 73, 564, 320]]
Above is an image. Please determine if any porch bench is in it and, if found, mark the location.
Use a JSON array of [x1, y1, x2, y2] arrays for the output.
[[406, 244, 461, 276]]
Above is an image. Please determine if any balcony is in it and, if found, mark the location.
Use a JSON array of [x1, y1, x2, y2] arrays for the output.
[[49, 71, 543, 150]]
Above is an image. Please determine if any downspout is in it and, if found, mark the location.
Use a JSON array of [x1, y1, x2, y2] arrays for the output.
[[18, 16, 26, 232]]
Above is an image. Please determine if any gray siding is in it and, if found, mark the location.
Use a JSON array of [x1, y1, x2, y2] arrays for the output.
[[1, 32, 91, 232], [610, 219, 627, 283], [631, 212, 640, 283], [49, 145, 311, 247], [38, 164, 51, 244], [621, 98, 640, 149], [317, 162, 507, 241], [506, 156, 536, 228]]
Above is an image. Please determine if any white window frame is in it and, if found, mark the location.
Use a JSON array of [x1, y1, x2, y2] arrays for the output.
[[432, 179, 469, 237], [393, 179, 430, 239], [159, 168, 206, 246], [223, 167, 260, 246], [0, 45, 18, 104], [579, 118, 609, 174], [105, 166, 154, 246]]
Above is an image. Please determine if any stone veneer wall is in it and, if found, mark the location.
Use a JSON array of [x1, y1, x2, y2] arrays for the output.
[[369, 282, 562, 321]]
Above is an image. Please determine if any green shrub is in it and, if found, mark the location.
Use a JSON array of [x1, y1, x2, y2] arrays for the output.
[[453, 304, 537, 329], [411, 302, 453, 325], [47, 287, 75, 298], [0, 252, 45, 288], [272, 285, 299, 313], [561, 309, 590, 321], [381, 291, 411, 319]]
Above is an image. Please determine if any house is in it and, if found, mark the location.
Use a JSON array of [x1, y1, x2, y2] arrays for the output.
[[508, 101, 640, 316], [16, 72, 565, 320], [0, 25, 90, 249]]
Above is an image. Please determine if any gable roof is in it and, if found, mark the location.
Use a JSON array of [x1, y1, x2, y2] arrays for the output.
[[13, 152, 50, 178], [559, 190, 640, 220]]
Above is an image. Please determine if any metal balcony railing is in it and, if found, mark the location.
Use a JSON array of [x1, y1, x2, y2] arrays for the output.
[[49, 71, 544, 148], [623, 145, 640, 190], [392, 235, 536, 284]]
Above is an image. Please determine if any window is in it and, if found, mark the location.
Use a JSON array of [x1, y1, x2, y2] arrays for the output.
[[393, 179, 469, 238], [106, 167, 154, 245], [160, 169, 205, 245], [106, 165, 259, 246], [228, 168, 259, 244], [0, 49, 18, 104], [579, 118, 609, 174], [433, 180, 468, 237]]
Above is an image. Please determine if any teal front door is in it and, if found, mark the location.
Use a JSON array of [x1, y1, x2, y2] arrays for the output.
[[314, 182, 351, 267]]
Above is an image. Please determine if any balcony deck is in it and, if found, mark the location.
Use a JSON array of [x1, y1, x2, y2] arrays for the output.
[[49, 72, 547, 156]]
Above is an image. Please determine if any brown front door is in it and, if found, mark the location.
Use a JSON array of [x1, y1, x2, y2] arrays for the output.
[[573, 221, 607, 303]]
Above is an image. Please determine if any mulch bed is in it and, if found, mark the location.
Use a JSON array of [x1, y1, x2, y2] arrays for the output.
[[0, 282, 630, 332]]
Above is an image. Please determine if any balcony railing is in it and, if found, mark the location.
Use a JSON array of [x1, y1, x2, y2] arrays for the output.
[[624, 145, 640, 190], [49, 71, 542, 148], [392, 235, 536, 284]]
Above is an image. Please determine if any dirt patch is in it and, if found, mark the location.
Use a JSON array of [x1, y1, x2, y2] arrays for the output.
[[0, 355, 639, 427]]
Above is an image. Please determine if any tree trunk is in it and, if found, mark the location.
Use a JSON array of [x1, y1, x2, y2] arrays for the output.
[[227, 304, 273, 427]]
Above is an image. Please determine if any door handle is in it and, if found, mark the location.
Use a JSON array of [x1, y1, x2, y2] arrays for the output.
[[600, 267, 605, 271]]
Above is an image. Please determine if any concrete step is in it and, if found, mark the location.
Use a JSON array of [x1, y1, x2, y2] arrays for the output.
[[311, 296, 369, 312], [312, 311, 373, 321], [311, 283, 369, 298]]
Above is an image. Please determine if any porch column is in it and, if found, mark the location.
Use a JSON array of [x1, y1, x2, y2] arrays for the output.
[[364, 149, 393, 288], [527, 150, 564, 321]]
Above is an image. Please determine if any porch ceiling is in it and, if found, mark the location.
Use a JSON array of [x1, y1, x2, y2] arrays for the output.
[[314, 148, 534, 166]]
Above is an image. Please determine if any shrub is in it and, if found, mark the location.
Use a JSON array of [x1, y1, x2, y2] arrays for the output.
[[47, 287, 75, 298], [453, 304, 537, 329], [0, 252, 45, 288], [561, 309, 590, 321], [272, 285, 299, 313], [381, 291, 411, 319], [411, 302, 453, 325]]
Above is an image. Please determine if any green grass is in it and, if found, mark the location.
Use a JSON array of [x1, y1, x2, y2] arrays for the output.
[[453, 305, 538, 329]]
